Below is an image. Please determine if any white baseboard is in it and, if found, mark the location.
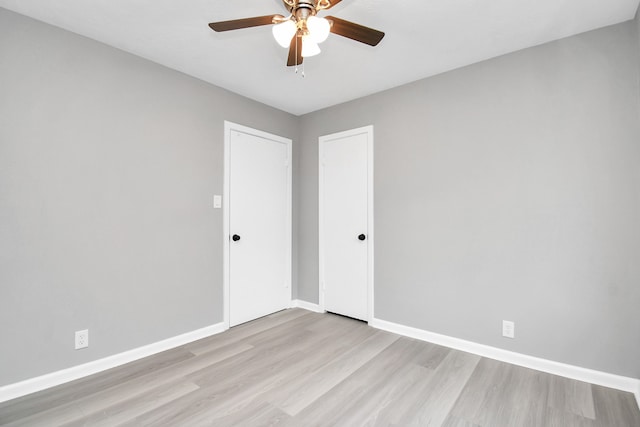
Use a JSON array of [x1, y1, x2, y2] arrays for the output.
[[0, 322, 226, 403], [290, 299, 323, 313], [370, 317, 640, 409], [3, 316, 638, 412]]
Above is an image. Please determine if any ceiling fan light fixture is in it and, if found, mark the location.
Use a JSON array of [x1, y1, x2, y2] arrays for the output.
[[272, 20, 297, 48], [208, 1, 385, 67], [301, 35, 321, 57], [306, 16, 330, 43]]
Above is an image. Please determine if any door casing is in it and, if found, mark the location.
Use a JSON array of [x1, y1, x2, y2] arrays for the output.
[[318, 125, 374, 322], [223, 121, 292, 329]]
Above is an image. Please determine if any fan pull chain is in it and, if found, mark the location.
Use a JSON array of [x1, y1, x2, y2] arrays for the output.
[[294, 35, 298, 74], [292, 34, 304, 77]]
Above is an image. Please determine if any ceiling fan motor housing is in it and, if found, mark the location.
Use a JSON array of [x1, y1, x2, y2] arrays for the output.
[[283, 0, 319, 19], [282, 0, 321, 36]]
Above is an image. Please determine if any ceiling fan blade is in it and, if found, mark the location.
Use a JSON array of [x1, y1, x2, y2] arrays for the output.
[[209, 15, 282, 32], [326, 16, 385, 46], [287, 35, 303, 67]]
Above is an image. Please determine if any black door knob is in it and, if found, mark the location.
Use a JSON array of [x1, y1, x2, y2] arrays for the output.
[[358, 234, 366, 241], [232, 234, 241, 241]]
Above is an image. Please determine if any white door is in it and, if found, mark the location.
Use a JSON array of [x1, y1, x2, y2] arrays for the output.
[[225, 122, 292, 327], [319, 126, 373, 321]]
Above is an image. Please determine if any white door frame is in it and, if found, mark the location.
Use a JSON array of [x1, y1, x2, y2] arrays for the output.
[[223, 121, 292, 330], [318, 125, 374, 322]]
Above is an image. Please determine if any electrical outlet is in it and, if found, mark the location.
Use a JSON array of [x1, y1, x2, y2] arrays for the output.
[[502, 320, 515, 338], [75, 329, 89, 349]]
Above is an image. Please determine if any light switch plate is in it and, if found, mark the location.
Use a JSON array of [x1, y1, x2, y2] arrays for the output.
[[213, 195, 222, 209]]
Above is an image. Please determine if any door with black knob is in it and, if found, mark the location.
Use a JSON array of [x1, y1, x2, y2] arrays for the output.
[[226, 122, 292, 327], [319, 126, 373, 321]]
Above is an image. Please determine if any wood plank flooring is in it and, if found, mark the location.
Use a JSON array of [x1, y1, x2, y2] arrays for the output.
[[1, 309, 639, 426]]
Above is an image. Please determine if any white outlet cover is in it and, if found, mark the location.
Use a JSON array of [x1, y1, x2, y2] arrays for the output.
[[75, 329, 89, 349], [213, 195, 222, 209], [502, 320, 515, 339]]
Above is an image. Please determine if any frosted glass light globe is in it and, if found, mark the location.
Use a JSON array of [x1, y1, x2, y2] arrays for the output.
[[272, 20, 297, 48], [301, 35, 321, 57], [306, 16, 330, 43]]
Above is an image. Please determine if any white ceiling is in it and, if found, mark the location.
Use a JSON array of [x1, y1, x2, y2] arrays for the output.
[[1, 0, 638, 115]]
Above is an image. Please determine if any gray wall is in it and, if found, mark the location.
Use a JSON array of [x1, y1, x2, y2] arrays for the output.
[[299, 21, 640, 378], [637, 7, 640, 60], [0, 8, 297, 386]]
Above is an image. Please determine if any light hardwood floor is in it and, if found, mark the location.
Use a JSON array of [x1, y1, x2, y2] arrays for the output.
[[1, 309, 639, 426]]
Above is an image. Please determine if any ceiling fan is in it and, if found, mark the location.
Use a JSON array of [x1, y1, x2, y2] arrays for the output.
[[208, 0, 385, 67]]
